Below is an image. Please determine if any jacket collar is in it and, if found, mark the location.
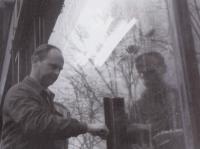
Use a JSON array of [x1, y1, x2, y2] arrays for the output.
[[23, 76, 55, 99]]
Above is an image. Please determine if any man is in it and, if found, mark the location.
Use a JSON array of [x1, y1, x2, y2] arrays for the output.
[[0, 44, 108, 149], [129, 51, 182, 148], [53, 102, 71, 149]]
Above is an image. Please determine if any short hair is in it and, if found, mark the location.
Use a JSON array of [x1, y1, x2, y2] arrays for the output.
[[31, 44, 61, 63], [135, 51, 166, 74]]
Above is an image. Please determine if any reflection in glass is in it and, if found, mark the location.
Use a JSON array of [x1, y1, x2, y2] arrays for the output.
[[129, 51, 184, 149], [187, 0, 200, 73], [48, 0, 189, 149]]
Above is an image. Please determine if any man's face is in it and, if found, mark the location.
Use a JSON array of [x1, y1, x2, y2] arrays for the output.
[[37, 49, 64, 88], [137, 55, 164, 87], [140, 69, 161, 87]]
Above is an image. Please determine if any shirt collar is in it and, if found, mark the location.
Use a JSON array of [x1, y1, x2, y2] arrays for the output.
[[23, 76, 55, 99]]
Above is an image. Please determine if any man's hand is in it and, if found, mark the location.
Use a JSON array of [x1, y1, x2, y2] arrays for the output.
[[87, 123, 109, 139]]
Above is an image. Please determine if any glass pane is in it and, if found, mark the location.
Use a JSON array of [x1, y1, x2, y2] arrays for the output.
[[49, 0, 189, 148], [187, 0, 200, 74]]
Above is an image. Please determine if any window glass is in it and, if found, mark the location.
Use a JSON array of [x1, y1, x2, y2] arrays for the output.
[[49, 0, 189, 148], [187, 0, 200, 73]]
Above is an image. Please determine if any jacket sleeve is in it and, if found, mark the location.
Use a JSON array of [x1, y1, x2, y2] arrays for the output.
[[4, 91, 87, 139]]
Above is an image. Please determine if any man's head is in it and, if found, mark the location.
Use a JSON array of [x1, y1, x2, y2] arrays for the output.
[[135, 51, 166, 87], [31, 44, 64, 88]]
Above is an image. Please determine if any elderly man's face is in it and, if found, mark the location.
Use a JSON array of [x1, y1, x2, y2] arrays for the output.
[[37, 49, 64, 88], [137, 55, 165, 87]]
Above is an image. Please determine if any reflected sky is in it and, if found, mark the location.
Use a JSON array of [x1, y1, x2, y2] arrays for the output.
[[49, 0, 137, 67]]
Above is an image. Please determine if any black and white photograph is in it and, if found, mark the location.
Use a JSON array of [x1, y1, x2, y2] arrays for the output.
[[0, 0, 200, 149]]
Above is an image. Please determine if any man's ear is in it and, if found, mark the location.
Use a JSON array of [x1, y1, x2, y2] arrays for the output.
[[31, 55, 40, 64]]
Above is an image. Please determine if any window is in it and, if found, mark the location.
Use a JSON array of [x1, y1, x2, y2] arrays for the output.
[[49, 0, 199, 148], [33, 16, 45, 48]]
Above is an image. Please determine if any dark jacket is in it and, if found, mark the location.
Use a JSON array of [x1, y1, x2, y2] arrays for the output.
[[53, 102, 71, 149], [0, 77, 87, 149]]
